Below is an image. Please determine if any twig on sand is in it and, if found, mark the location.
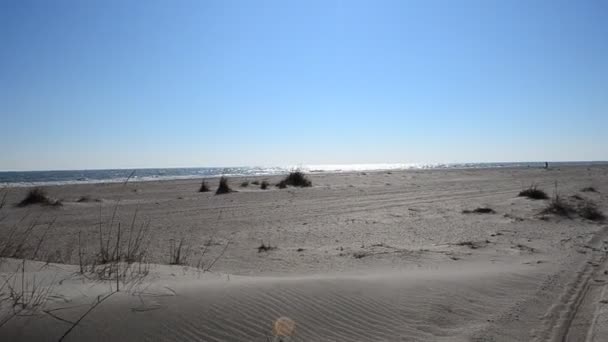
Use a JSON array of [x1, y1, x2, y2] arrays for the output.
[[43, 309, 76, 325], [204, 238, 232, 272]]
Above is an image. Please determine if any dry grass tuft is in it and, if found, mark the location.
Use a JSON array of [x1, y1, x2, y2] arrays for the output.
[[18, 188, 62, 207], [278, 171, 312, 188], [578, 201, 605, 222], [0, 260, 55, 327], [76, 195, 101, 203], [353, 251, 368, 259], [542, 195, 575, 218], [199, 180, 210, 192], [0, 189, 8, 210], [257, 241, 276, 253], [216, 176, 234, 195], [462, 207, 495, 214], [168, 238, 189, 265], [518, 185, 548, 200]]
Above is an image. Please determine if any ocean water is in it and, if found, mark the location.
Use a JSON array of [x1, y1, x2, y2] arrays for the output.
[[0, 162, 605, 187]]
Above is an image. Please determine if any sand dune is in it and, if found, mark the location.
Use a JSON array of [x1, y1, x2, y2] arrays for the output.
[[1, 259, 553, 342]]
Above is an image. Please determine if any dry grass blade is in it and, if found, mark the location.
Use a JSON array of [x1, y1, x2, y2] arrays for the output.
[[169, 238, 189, 265], [0, 188, 8, 210], [57, 291, 116, 342], [31, 218, 56, 260], [204, 238, 232, 272]]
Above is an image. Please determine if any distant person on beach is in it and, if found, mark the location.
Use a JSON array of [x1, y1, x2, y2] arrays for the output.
[[544, 162, 549, 169]]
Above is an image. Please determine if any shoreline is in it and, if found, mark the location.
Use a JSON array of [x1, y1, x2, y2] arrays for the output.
[[2, 161, 607, 188]]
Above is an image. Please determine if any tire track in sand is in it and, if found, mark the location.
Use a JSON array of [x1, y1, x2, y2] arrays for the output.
[[534, 226, 608, 342]]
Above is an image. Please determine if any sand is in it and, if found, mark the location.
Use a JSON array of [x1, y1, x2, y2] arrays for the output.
[[1, 165, 607, 341]]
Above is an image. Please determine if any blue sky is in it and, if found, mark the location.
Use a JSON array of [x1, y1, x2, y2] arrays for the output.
[[1, 0, 607, 171]]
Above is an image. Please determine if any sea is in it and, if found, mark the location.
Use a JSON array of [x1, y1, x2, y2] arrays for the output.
[[0, 162, 606, 187]]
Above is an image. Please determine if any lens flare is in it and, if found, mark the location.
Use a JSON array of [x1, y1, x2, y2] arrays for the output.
[[273, 317, 295, 337]]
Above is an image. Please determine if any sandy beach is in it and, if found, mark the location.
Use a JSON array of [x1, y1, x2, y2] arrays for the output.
[[1, 165, 607, 341]]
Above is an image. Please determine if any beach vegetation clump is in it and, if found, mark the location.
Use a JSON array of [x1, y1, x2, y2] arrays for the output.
[[518, 185, 549, 200], [455, 241, 483, 249], [240, 181, 249, 187], [18, 188, 62, 207], [260, 181, 269, 190], [542, 195, 575, 217], [578, 201, 605, 222], [76, 195, 101, 203], [215, 176, 234, 195], [581, 186, 598, 193], [353, 251, 369, 259], [257, 241, 276, 253], [251, 180, 260, 186], [278, 171, 312, 188], [0, 189, 7, 209], [77, 195, 91, 202], [199, 180, 210, 192], [169, 238, 189, 265], [462, 207, 495, 214]]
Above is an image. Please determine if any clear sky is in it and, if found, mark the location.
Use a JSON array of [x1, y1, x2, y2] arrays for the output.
[[1, 0, 607, 171]]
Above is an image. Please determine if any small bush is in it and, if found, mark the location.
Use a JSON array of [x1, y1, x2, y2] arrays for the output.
[[353, 251, 368, 259], [542, 195, 575, 217], [519, 185, 548, 200], [240, 181, 249, 187], [463, 207, 495, 214], [251, 180, 260, 186], [578, 202, 605, 221], [276, 180, 287, 189], [456, 241, 482, 249], [18, 188, 61, 207], [257, 241, 276, 253], [260, 181, 269, 190], [279, 171, 312, 188], [199, 180, 210, 192], [581, 187, 598, 193], [215, 176, 234, 195]]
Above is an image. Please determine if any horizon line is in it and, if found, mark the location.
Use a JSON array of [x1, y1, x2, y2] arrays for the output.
[[2, 160, 608, 173]]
